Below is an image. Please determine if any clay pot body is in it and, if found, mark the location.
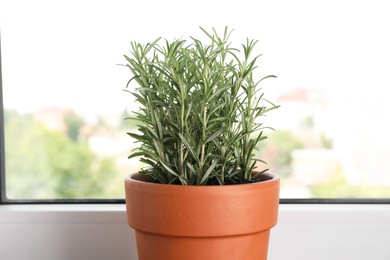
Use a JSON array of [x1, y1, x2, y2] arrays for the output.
[[125, 172, 279, 260]]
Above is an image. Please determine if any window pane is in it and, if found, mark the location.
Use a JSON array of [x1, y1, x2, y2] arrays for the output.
[[1, 0, 390, 199]]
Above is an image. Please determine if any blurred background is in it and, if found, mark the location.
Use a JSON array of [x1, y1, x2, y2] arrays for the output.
[[1, 0, 390, 199]]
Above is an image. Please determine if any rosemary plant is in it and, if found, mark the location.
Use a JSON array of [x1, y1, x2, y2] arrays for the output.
[[124, 27, 278, 185]]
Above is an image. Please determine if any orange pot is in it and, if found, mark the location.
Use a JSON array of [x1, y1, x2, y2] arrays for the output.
[[124, 172, 279, 260]]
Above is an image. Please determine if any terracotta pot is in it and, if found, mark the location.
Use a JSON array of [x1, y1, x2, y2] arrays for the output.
[[124, 172, 279, 260]]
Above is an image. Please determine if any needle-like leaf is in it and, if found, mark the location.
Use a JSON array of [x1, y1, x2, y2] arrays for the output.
[[124, 27, 278, 185]]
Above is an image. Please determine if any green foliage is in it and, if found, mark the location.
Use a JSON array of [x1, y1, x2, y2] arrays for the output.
[[42, 129, 94, 197], [119, 109, 138, 130], [63, 110, 84, 142], [321, 134, 333, 149], [4, 109, 121, 199], [124, 27, 278, 185], [5, 111, 54, 198], [259, 130, 304, 178]]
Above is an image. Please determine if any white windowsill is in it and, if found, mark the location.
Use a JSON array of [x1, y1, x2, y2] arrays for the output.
[[1, 203, 390, 260]]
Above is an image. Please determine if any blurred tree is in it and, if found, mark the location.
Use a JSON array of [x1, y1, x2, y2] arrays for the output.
[[258, 130, 304, 178], [4, 109, 122, 199], [63, 110, 84, 142], [4, 110, 55, 199], [120, 108, 138, 129], [42, 129, 94, 197]]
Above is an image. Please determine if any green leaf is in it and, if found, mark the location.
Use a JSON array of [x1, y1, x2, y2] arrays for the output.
[[178, 133, 198, 161], [200, 160, 218, 185], [204, 128, 225, 144], [123, 27, 278, 185]]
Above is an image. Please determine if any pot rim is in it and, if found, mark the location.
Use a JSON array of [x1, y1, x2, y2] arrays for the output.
[[125, 171, 279, 189], [124, 170, 280, 236]]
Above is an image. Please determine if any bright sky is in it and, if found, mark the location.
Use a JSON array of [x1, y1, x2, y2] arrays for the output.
[[1, 0, 390, 121]]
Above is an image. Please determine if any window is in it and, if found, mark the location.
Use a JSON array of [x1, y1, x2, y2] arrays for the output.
[[1, 0, 390, 202]]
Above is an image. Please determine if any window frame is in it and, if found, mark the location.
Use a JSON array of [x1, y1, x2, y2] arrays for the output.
[[0, 36, 390, 205], [0, 37, 7, 204]]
